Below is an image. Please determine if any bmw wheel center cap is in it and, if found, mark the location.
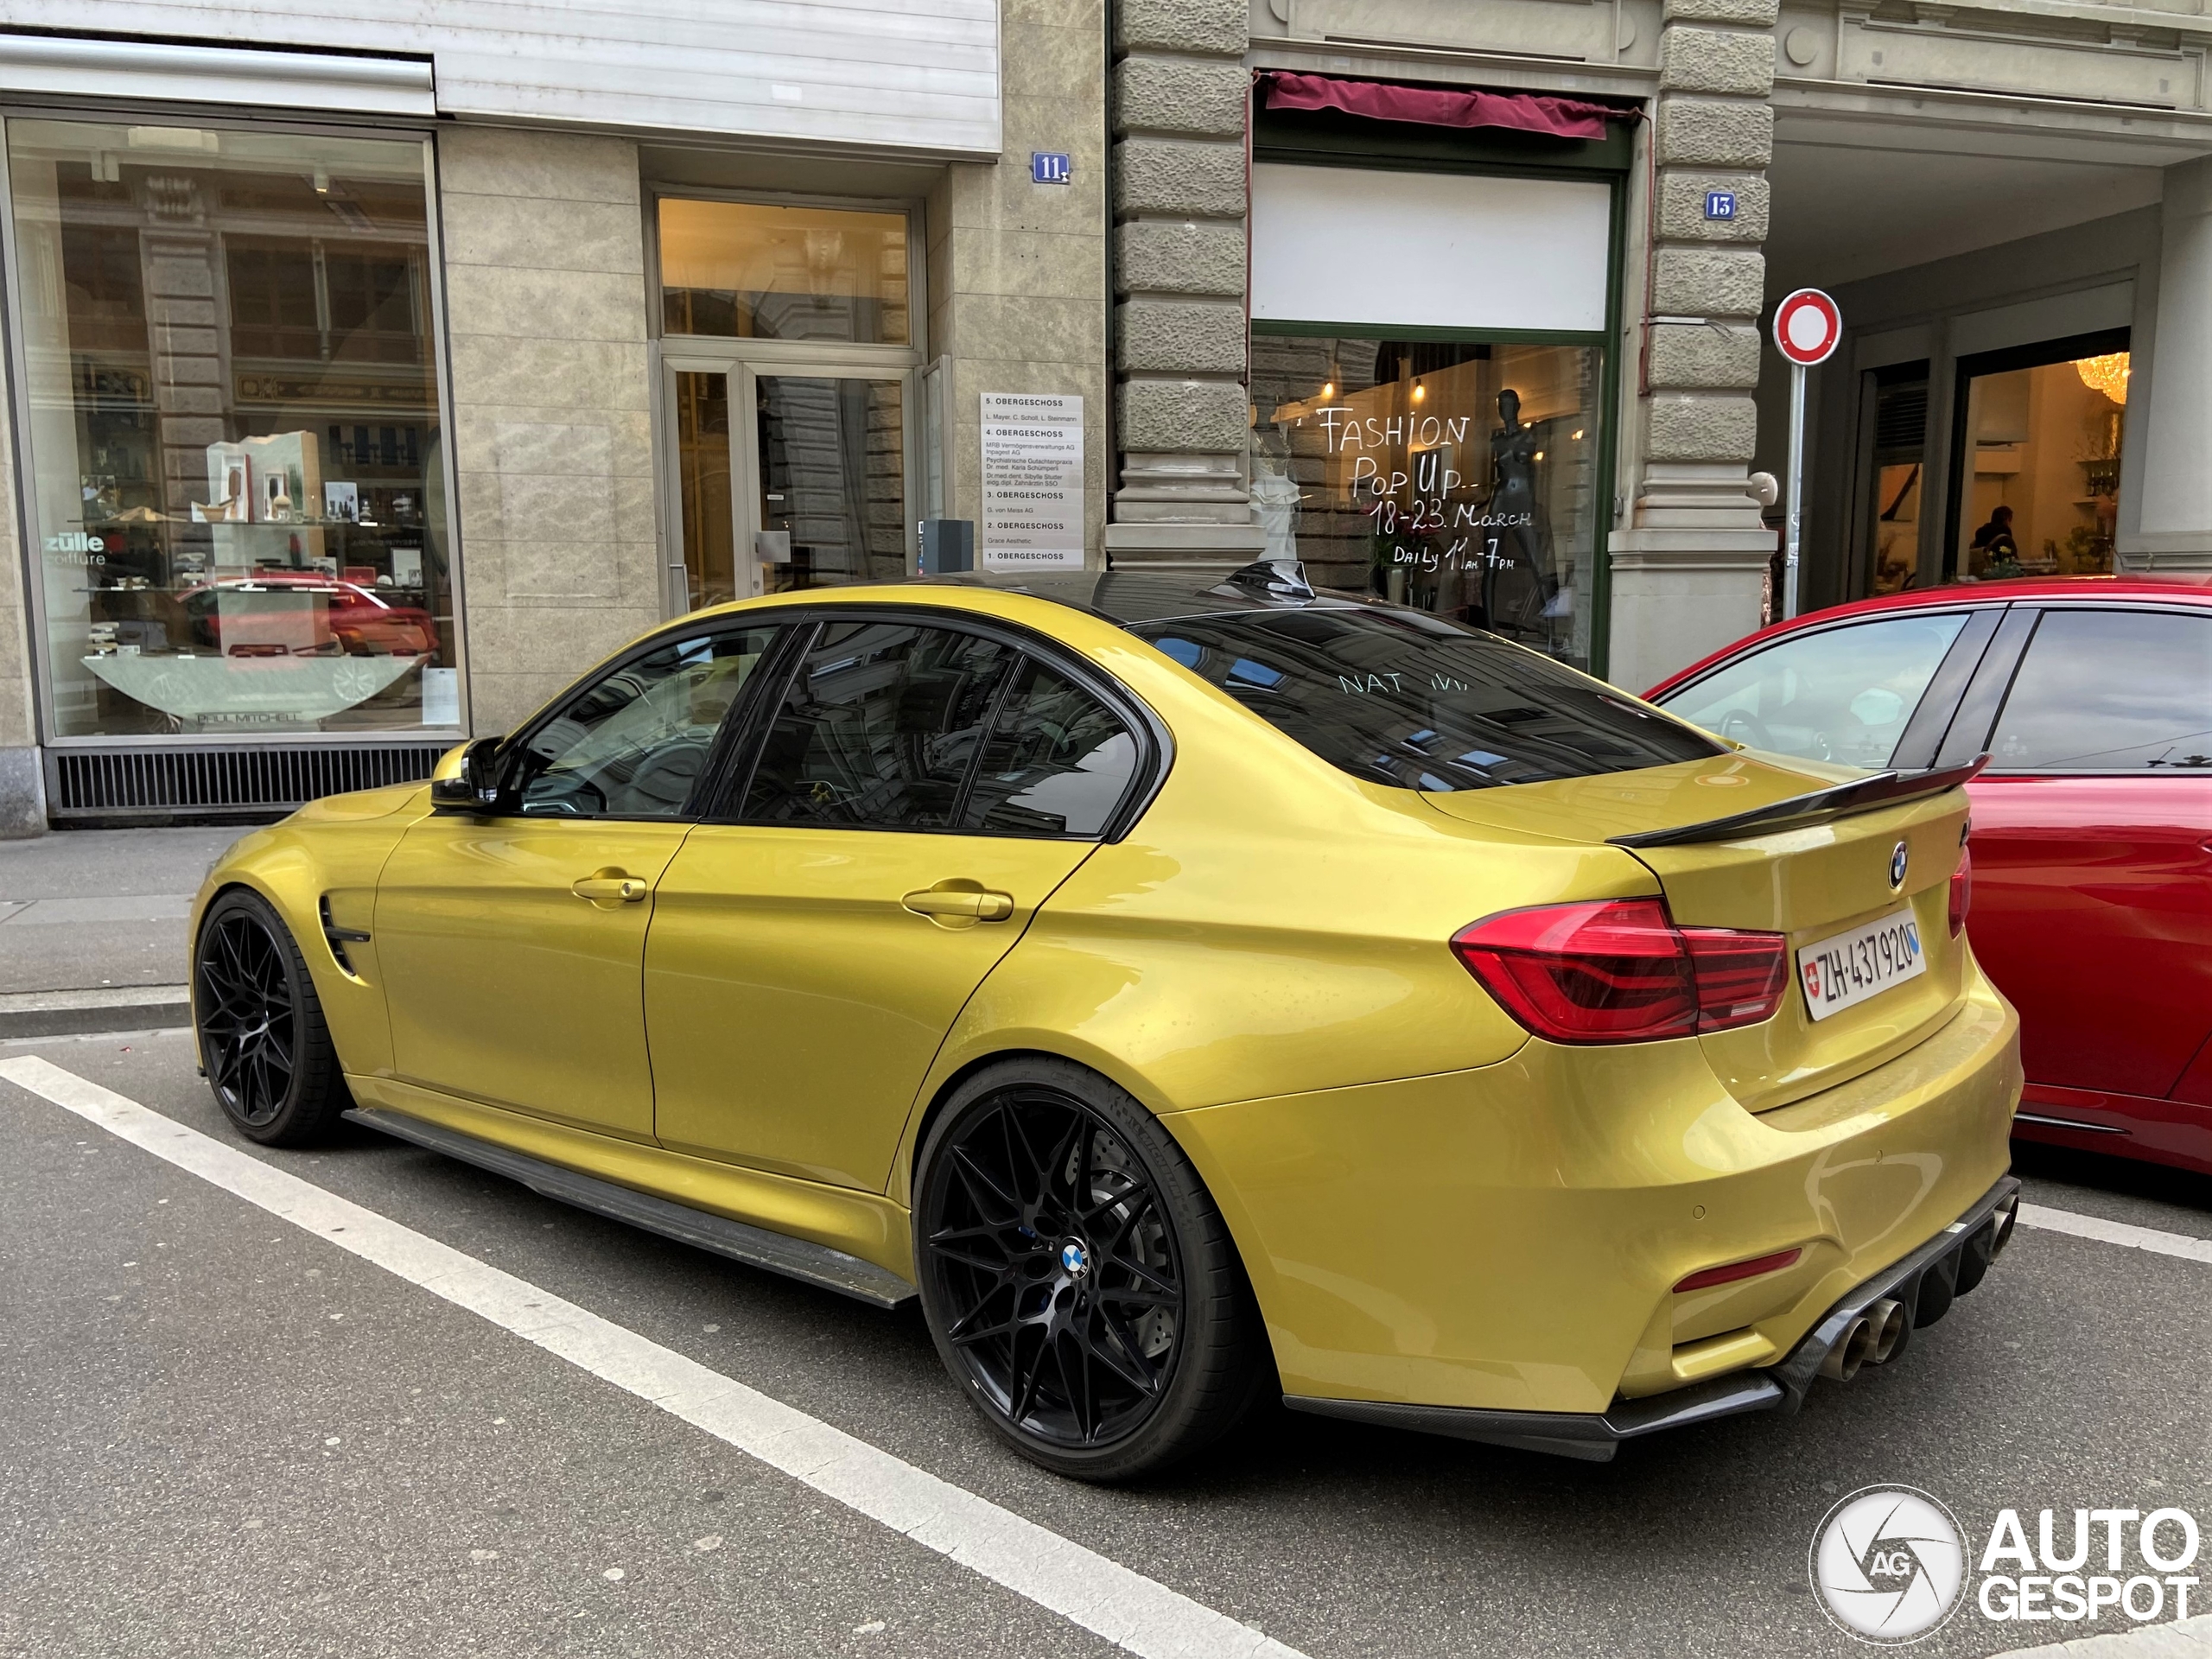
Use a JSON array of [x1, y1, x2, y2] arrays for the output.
[[1059, 1239, 1091, 1279]]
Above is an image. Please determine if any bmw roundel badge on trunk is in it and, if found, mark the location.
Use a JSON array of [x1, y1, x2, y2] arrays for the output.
[[1891, 841, 1910, 889]]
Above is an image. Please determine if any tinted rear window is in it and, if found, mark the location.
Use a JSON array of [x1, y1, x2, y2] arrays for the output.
[[1133, 607, 1721, 790]]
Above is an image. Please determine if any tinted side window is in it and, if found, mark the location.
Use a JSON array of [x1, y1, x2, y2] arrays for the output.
[[1660, 613, 1969, 769], [1989, 609, 2212, 772], [741, 621, 1018, 828], [1134, 607, 1719, 791], [962, 661, 1138, 837], [515, 626, 779, 817]]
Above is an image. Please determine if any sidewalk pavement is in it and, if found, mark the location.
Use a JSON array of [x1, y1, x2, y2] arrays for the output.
[[0, 826, 250, 1037], [1995, 1611, 2212, 1658]]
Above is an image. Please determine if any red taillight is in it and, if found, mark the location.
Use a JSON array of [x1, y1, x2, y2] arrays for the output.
[[1450, 899, 1786, 1045], [1674, 1247, 1802, 1293], [1681, 927, 1790, 1033], [1949, 847, 1973, 938]]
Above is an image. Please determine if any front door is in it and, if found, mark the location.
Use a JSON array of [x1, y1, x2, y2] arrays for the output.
[[645, 617, 1146, 1190], [377, 623, 781, 1137], [661, 359, 915, 615], [1967, 605, 2212, 1102]]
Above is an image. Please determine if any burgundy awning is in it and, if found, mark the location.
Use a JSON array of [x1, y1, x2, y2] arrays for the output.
[[1259, 72, 1632, 141]]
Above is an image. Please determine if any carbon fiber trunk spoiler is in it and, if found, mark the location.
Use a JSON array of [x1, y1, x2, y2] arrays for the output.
[[1606, 755, 1989, 849]]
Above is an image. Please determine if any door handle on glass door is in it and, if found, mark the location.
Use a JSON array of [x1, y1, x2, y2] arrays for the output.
[[901, 886, 1015, 925], [571, 871, 648, 905]]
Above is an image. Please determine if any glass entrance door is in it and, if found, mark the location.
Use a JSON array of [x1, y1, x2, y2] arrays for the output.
[[662, 360, 912, 615], [669, 367, 738, 612], [753, 374, 907, 594]]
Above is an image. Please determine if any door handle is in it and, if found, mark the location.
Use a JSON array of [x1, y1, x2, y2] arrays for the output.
[[571, 871, 649, 905], [902, 885, 1015, 925]]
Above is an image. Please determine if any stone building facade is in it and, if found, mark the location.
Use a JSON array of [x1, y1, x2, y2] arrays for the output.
[[2, 0, 2207, 833], [1103, 0, 2212, 691]]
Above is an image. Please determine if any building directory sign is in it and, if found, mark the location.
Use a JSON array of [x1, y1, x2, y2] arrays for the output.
[[980, 393, 1084, 569]]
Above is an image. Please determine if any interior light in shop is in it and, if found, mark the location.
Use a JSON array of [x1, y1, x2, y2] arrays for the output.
[[313, 164, 331, 194], [2073, 353, 2130, 405], [1571, 429, 1584, 441], [1320, 382, 1335, 400], [1412, 380, 1426, 402], [1533, 452, 1545, 462]]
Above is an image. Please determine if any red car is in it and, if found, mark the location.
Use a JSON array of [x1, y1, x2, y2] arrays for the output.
[[176, 574, 436, 659], [1647, 577, 2212, 1175]]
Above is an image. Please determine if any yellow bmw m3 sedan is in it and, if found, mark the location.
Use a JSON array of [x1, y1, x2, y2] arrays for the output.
[[191, 566, 2023, 1479]]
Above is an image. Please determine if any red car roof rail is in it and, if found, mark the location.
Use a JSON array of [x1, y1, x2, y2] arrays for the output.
[[1607, 755, 1990, 849]]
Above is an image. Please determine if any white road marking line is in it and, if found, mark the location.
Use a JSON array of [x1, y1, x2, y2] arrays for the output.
[[0, 1057, 1306, 1659], [2016, 1202, 2212, 1266]]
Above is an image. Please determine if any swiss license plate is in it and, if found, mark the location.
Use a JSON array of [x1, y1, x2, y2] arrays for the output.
[[1798, 909, 1926, 1021]]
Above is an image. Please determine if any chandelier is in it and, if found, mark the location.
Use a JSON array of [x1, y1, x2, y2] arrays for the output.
[[2074, 353, 2130, 405]]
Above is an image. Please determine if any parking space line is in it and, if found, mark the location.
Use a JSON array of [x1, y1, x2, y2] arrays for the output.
[[0, 1057, 1307, 1659], [2016, 1202, 2212, 1266]]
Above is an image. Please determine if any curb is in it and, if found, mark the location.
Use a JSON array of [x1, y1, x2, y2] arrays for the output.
[[0, 985, 192, 1039]]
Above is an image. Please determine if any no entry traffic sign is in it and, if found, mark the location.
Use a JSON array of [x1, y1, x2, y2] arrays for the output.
[[1774, 288, 1842, 366]]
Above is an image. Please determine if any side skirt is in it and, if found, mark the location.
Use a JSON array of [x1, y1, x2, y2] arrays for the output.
[[343, 1107, 917, 1309]]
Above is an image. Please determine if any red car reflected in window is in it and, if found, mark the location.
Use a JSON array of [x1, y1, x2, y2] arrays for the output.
[[1648, 577, 2212, 1175], [176, 574, 437, 660]]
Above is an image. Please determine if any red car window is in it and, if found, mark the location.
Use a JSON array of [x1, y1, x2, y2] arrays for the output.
[[1656, 612, 1968, 769], [1989, 609, 2212, 772]]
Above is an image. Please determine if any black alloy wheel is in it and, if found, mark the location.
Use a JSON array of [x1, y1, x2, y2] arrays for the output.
[[915, 1059, 1266, 1481], [194, 889, 347, 1147]]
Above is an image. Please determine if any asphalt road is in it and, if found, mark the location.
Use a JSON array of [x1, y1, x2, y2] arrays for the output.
[[3, 1025, 2208, 1659]]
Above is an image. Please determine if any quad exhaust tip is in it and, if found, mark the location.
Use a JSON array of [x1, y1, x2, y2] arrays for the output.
[[1819, 1296, 1909, 1382]]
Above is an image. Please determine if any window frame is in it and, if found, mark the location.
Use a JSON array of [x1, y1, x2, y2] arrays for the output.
[[1246, 106, 1630, 679], [695, 603, 1173, 843], [1971, 601, 2212, 779], [645, 183, 927, 372], [1941, 327, 2130, 588], [489, 617, 800, 823]]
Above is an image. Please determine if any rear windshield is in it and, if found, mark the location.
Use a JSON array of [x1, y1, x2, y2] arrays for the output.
[[1133, 607, 1722, 790]]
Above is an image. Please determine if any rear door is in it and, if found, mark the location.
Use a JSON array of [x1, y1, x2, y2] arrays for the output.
[[1953, 603, 2212, 1102], [645, 614, 1150, 1190]]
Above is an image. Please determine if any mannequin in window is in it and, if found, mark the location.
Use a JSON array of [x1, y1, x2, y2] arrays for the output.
[[1249, 420, 1301, 563], [1480, 388, 1554, 635]]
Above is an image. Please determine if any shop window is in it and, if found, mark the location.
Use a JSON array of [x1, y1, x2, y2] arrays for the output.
[[5, 118, 456, 740], [1951, 332, 2127, 584], [1249, 333, 1604, 671], [658, 198, 909, 346]]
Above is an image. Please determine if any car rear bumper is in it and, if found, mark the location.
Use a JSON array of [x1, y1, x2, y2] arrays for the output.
[[1282, 1174, 2020, 1460], [1164, 971, 2022, 1422]]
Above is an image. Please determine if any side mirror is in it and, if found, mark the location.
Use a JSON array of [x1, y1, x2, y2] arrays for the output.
[[429, 736, 509, 813]]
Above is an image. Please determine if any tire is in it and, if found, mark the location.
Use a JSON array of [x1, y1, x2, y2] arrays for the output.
[[193, 888, 350, 1147], [912, 1058, 1268, 1482]]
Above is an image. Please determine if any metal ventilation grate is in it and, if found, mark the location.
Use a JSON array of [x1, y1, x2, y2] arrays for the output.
[[48, 743, 449, 820], [1873, 381, 1929, 457]]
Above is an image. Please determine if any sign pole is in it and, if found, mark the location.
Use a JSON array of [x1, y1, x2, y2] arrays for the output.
[[1783, 359, 1806, 620], [1770, 288, 1840, 622]]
